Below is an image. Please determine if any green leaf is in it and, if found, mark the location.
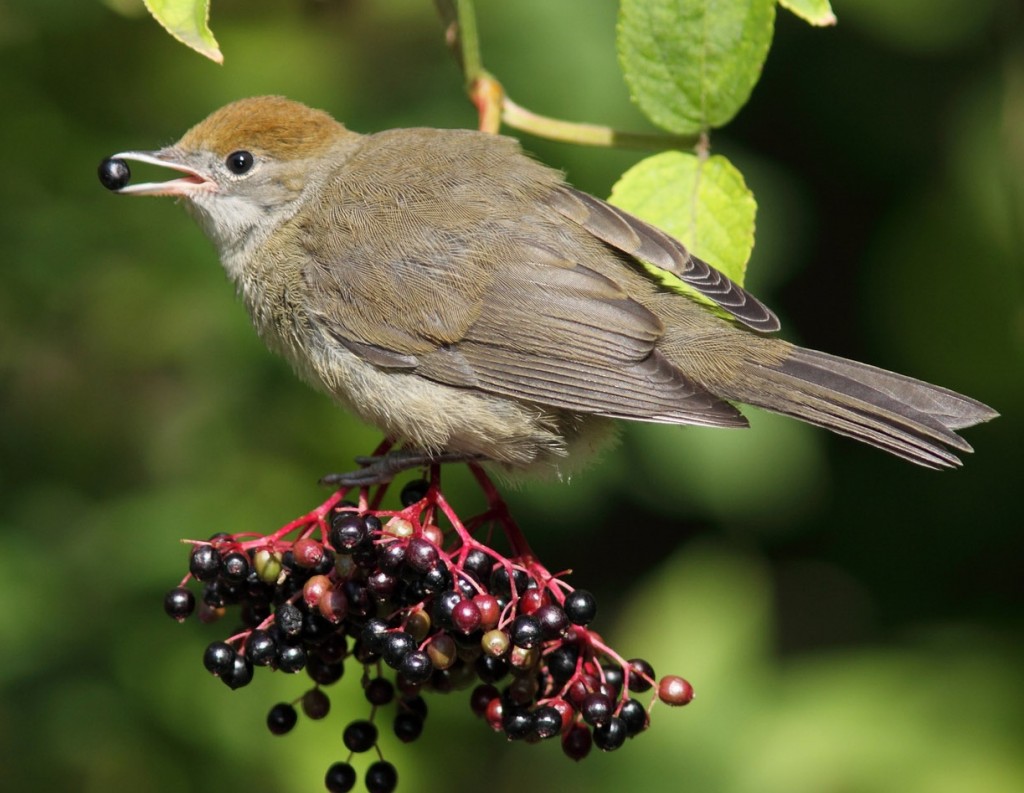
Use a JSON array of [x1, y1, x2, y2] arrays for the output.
[[617, 0, 776, 134], [778, 0, 837, 27], [609, 151, 757, 310], [143, 0, 223, 64]]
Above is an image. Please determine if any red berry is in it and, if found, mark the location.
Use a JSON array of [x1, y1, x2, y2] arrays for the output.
[[292, 537, 324, 568], [302, 574, 331, 609], [520, 588, 545, 615], [422, 523, 444, 547], [451, 599, 482, 633], [472, 594, 501, 630], [467, 683, 497, 718], [484, 695, 504, 731], [318, 588, 349, 622], [561, 724, 592, 761], [547, 698, 574, 734], [657, 675, 695, 706]]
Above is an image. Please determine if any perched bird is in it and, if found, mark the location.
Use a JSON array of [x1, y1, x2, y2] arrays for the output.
[[99, 96, 996, 480]]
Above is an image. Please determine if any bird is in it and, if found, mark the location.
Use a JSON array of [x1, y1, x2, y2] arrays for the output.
[[99, 96, 996, 482]]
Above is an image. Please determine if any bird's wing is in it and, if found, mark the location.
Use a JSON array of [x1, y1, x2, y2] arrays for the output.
[[303, 224, 744, 427], [545, 186, 780, 333], [298, 127, 746, 427], [414, 242, 747, 427]]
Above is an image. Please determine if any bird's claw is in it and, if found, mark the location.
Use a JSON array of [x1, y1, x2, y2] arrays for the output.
[[320, 450, 486, 489]]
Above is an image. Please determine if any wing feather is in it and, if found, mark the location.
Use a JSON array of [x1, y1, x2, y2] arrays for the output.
[[545, 186, 780, 333]]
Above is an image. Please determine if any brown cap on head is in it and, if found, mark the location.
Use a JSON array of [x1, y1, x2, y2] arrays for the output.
[[177, 95, 349, 159]]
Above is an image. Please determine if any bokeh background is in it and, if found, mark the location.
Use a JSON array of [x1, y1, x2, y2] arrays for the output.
[[1, 1, 1022, 791]]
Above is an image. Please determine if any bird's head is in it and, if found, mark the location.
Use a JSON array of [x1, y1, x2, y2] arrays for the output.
[[100, 96, 359, 256]]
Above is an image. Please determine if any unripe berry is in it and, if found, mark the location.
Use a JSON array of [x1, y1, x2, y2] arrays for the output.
[[302, 574, 332, 609], [658, 675, 695, 706], [426, 634, 457, 670], [451, 598, 482, 633], [562, 724, 593, 761], [472, 593, 500, 630], [481, 629, 510, 657], [292, 537, 325, 568], [421, 522, 444, 547]]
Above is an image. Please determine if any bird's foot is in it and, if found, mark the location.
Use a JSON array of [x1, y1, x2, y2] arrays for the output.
[[319, 449, 487, 488]]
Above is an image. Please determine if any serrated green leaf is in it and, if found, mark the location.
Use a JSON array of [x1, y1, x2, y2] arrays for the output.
[[143, 0, 222, 64], [609, 151, 756, 311], [617, 0, 776, 134], [778, 0, 837, 27]]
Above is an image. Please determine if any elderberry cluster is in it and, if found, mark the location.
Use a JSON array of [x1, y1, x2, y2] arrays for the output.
[[164, 478, 693, 791]]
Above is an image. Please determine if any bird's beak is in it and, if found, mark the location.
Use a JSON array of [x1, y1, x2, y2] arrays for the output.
[[109, 149, 216, 197]]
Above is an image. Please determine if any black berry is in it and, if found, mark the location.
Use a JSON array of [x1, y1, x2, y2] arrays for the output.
[[618, 698, 649, 736], [276, 602, 303, 637], [302, 688, 331, 719], [400, 479, 429, 506], [202, 641, 235, 677], [510, 614, 542, 649], [382, 631, 416, 669], [627, 658, 655, 692], [189, 544, 221, 582], [532, 705, 563, 739], [163, 587, 195, 621], [365, 760, 399, 793], [405, 537, 439, 573], [593, 716, 627, 751], [221, 653, 254, 690], [276, 643, 307, 673], [329, 513, 368, 552], [581, 692, 613, 727], [98, 157, 130, 191], [221, 551, 250, 583], [342, 719, 378, 753], [266, 702, 297, 735], [398, 650, 433, 685], [393, 711, 424, 743], [564, 589, 597, 625], [534, 603, 569, 640], [324, 761, 357, 793], [364, 677, 395, 706]]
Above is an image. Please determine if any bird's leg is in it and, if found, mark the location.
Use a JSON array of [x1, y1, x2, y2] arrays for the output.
[[319, 448, 487, 488]]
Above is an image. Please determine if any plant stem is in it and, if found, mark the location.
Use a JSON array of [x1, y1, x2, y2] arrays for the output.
[[502, 95, 699, 150]]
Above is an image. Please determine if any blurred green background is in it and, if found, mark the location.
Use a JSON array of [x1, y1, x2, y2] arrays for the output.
[[1, 0, 1022, 791]]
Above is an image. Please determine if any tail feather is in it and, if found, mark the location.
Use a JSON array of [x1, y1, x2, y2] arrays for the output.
[[723, 347, 998, 470]]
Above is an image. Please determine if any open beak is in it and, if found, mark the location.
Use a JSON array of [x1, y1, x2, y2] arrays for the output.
[[104, 150, 216, 197]]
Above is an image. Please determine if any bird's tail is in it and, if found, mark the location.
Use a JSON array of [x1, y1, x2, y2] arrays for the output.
[[719, 346, 998, 469]]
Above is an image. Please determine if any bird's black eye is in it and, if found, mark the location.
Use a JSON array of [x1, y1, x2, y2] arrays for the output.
[[225, 150, 254, 175]]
